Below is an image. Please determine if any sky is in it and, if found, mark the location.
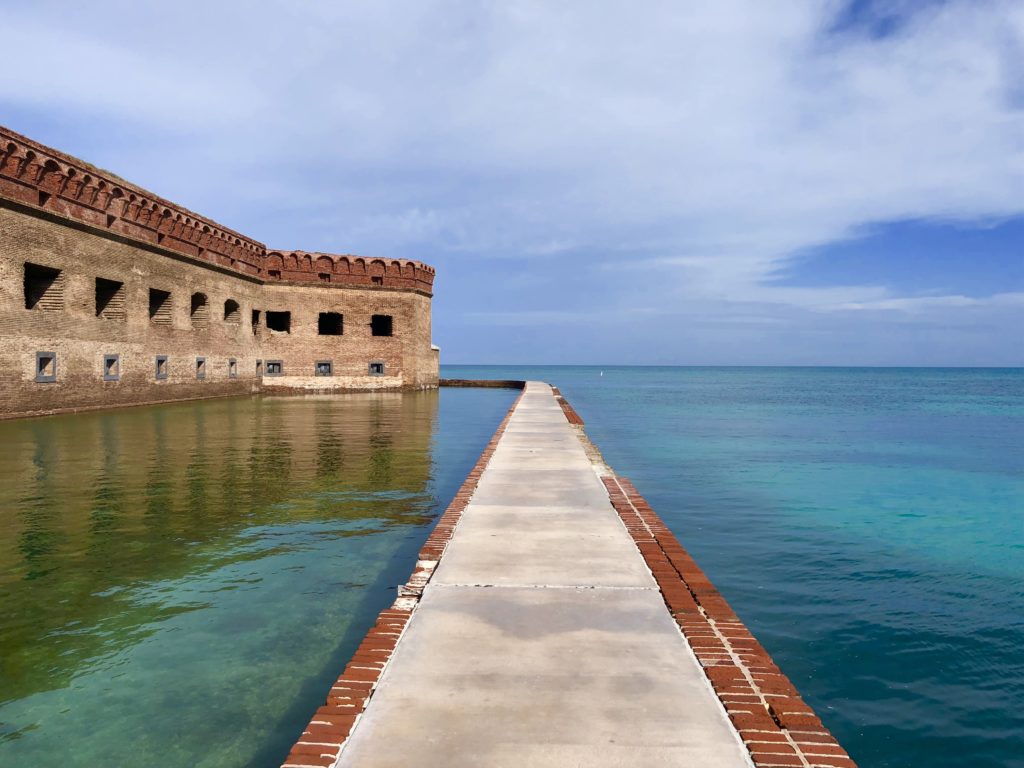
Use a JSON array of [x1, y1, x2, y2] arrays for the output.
[[2, 0, 1022, 365]]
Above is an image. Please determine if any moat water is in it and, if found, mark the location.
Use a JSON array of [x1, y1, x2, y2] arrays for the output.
[[447, 365, 1024, 768], [0, 388, 516, 767]]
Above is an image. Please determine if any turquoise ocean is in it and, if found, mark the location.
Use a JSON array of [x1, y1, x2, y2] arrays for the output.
[[0, 368, 1020, 767], [447, 365, 1024, 768]]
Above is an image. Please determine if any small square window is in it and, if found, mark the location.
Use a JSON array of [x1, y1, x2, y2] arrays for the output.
[[196, 357, 206, 380], [369, 361, 385, 376], [35, 351, 57, 382], [103, 354, 120, 381], [228, 358, 237, 379], [371, 275, 383, 286], [268, 269, 281, 279], [315, 360, 333, 376], [266, 360, 283, 376], [155, 355, 169, 380]]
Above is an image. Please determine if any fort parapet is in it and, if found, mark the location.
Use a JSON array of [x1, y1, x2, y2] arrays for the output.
[[0, 125, 438, 419]]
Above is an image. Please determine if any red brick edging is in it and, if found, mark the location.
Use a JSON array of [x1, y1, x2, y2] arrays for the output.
[[279, 390, 525, 768], [602, 473, 857, 768], [550, 386, 584, 425]]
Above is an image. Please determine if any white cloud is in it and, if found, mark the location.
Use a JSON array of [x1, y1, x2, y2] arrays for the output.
[[2, 0, 1022, 362]]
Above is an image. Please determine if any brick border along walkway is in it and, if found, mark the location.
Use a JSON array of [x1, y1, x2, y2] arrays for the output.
[[280, 390, 524, 768], [281, 385, 856, 768], [598, 476, 855, 766], [555, 395, 854, 767]]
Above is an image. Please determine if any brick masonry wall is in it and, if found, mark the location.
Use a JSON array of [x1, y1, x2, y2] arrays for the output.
[[258, 283, 434, 389], [0, 194, 436, 419], [0, 124, 438, 419], [0, 125, 435, 292]]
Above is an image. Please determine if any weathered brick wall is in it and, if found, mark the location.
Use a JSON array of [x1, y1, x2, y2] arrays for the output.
[[0, 206, 264, 418], [0, 127, 438, 420], [257, 282, 434, 391]]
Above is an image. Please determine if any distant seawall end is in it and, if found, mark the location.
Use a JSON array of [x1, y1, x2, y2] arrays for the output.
[[439, 378, 526, 389], [280, 381, 856, 768]]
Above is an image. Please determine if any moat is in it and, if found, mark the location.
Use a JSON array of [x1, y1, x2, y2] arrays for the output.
[[0, 388, 515, 767]]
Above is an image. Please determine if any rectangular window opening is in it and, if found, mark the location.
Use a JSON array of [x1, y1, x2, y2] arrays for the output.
[[265, 360, 283, 376], [369, 361, 385, 376], [155, 355, 168, 380], [370, 314, 393, 337], [268, 269, 281, 279], [266, 311, 290, 334], [315, 360, 333, 376], [256, 359, 263, 376], [371, 275, 383, 286], [319, 272, 331, 283], [103, 354, 120, 381], [251, 309, 261, 335], [24, 263, 64, 311], [318, 312, 343, 336], [196, 357, 206, 379], [149, 288, 172, 325], [228, 358, 237, 379], [35, 351, 57, 382], [95, 277, 126, 320]]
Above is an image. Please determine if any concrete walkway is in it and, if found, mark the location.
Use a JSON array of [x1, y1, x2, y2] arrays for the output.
[[337, 382, 751, 767]]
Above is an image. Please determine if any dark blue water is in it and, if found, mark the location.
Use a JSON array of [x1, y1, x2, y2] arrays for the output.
[[445, 365, 1024, 768]]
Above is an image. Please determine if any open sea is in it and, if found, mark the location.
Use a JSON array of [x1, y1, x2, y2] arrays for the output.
[[447, 365, 1024, 768], [0, 367, 1020, 767]]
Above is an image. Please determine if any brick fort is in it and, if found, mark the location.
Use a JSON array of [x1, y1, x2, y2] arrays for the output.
[[0, 125, 439, 419]]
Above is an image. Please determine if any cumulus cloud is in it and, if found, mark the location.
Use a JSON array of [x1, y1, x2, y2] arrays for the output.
[[1, 1, 1021, 363]]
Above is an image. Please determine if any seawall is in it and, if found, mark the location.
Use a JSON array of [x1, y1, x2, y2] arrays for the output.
[[279, 382, 856, 767]]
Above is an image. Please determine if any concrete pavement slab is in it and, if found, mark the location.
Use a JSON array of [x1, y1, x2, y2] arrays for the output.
[[337, 586, 748, 768], [331, 381, 750, 768]]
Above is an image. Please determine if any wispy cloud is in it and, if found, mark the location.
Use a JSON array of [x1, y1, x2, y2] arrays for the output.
[[2, 1, 1022, 363]]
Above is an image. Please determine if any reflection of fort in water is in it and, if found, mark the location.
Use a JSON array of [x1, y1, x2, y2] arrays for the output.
[[0, 392, 439, 705]]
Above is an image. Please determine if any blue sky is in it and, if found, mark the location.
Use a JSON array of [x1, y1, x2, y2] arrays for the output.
[[2, 1, 1022, 365]]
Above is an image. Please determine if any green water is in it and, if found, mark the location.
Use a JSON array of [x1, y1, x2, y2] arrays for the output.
[[0, 389, 515, 767]]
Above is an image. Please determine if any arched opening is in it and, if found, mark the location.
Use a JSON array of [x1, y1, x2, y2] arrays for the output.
[[190, 292, 209, 328], [224, 299, 241, 324]]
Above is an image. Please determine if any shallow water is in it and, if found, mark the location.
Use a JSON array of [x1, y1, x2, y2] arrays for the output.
[[0, 388, 516, 767], [446, 366, 1024, 768]]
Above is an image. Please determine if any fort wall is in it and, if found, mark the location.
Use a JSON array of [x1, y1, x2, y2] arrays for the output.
[[0, 125, 438, 420]]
